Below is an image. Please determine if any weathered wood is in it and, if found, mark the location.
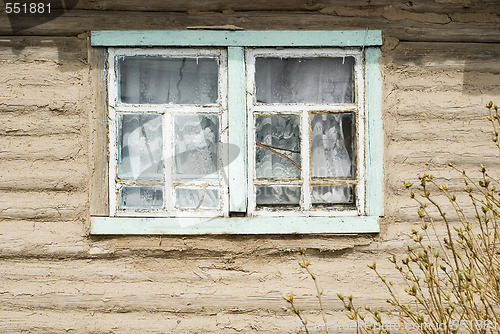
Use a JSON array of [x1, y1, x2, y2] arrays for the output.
[[88, 46, 109, 217], [0, 257, 392, 316], [0, 160, 87, 191], [0, 310, 311, 333], [0, 112, 83, 136], [0, 135, 84, 160], [92, 30, 382, 47], [0, 36, 86, 61], [43, 0, 500, 14], [0, 40, 88, 121], [391, 42, 500, 73], [1, 11, 499, 43], [0, 191, 88, 220], [365, 47, 384, 217], [227, 47, 247, 212]]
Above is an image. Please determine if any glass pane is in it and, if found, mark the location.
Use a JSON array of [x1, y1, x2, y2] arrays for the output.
[[118, 114, 163, 180], [255, 57, 354, 104], [175, 187, 219, 209], [174, 114, 219, 179], [311, 113, 354, 178], [255, 115, 301, 179], [256, 185, 301, 206], [119, 57, 218, 104], [311, 185, 354, 206], [119, 186, 163, 209]]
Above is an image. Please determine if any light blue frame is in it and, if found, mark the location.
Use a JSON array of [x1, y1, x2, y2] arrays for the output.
[[90, 30, 383, 235], [91, 30, 382, 47]]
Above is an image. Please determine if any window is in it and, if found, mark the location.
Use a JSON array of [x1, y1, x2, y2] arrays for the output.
[[90, 30, 383, 234], [246, 49, 363, 217], [108, 48, 229, 218]]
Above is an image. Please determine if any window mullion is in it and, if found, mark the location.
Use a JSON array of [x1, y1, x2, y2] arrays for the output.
[[227, 46, 247, 213]]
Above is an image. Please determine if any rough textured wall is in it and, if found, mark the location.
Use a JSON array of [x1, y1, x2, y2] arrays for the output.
[[1, 1, 500, 332]]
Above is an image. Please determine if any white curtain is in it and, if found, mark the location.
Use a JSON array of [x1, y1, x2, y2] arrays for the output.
[[255, 56, 354, 104], [119, 57, 219, 105], [118, 114, 163, 180]]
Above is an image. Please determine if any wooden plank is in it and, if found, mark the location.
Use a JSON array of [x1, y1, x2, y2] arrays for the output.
[[0, 36, 86, 61], [391, 42, 500, 73], [227, 47, 247, 212], [0, 256, 392, 314], [91, 30, 383, 47], [0, 310, 311, 334], [365, 47, 384, 218], [46, 0, 500, 14], [91, 216, 379, 234], [0, 291, 349, 313], [0, 135, 83, 160], [1, 11, 499, 43], [0, 191, 88, 221], [89, 46, 109, 216], [0, 112, 83, 136]]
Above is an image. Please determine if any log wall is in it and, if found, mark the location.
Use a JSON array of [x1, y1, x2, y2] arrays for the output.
[[0, 1, 500, 332]]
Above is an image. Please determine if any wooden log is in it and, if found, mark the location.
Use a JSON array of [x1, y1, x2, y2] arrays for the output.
[[0, 191, 88, 220], [0, 310, 313, 333], [0, 257, 392, 315], [42, 0, 500, 14], [0, 11, 499, 43], [0, 160, 87, 191], [0, 135, 84, 160], [390, 42, 500, 73], [0, 112, 83, 136], [0, 36, 86, 61]]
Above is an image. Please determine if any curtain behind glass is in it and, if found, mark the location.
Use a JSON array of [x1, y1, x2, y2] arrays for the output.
[[119, 57, 219, 104], [255, 56, 354, 104]]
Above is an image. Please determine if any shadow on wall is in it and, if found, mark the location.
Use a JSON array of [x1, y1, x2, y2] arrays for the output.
[[390, 42, 500, 96], [2, 37, 87, 70], [463, 56, 500, 96], [6, 0, 79, 33], [3, 0, 84, 69]]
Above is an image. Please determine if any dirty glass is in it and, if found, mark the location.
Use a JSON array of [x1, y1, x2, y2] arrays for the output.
[[256, 185, 301, 206], [175, 187, 219, 209], [310, 113, 354, 178], [119, 57, 218, 104], [311, 185, 354, 206], [119, 186, 163, 209], [255, 114, 301, 179], [118, 114, 163, 180], [255, 57, 354, 104], [174, 114, 219, 179]]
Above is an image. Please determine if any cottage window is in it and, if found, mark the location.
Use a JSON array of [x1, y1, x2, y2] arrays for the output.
[[108, 48, 228, 218], [247, 49, 363, 216], [90, 30, 383, 234]]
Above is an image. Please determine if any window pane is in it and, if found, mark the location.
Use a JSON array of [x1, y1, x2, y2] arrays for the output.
[[255, 115, 301, 179], [119, 186, 163, 209], [174, 114, 219, 179], [255, 57, 354, 104], [311, 185, 354, 206], [311, 113, 354, 178], [119, 57, 219, 104], [118, 114, 163, 180], [175, 187, 219, 209], [256, 185, 301, 206]]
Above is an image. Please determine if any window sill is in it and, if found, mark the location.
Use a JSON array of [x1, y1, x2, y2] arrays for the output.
[[90, 216, 380, 235]]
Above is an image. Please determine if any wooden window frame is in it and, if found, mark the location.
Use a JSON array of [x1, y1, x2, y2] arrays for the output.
[[108, 48, 229, 218], [90, 30, 384, 235], [246, 48, 364, 217]]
